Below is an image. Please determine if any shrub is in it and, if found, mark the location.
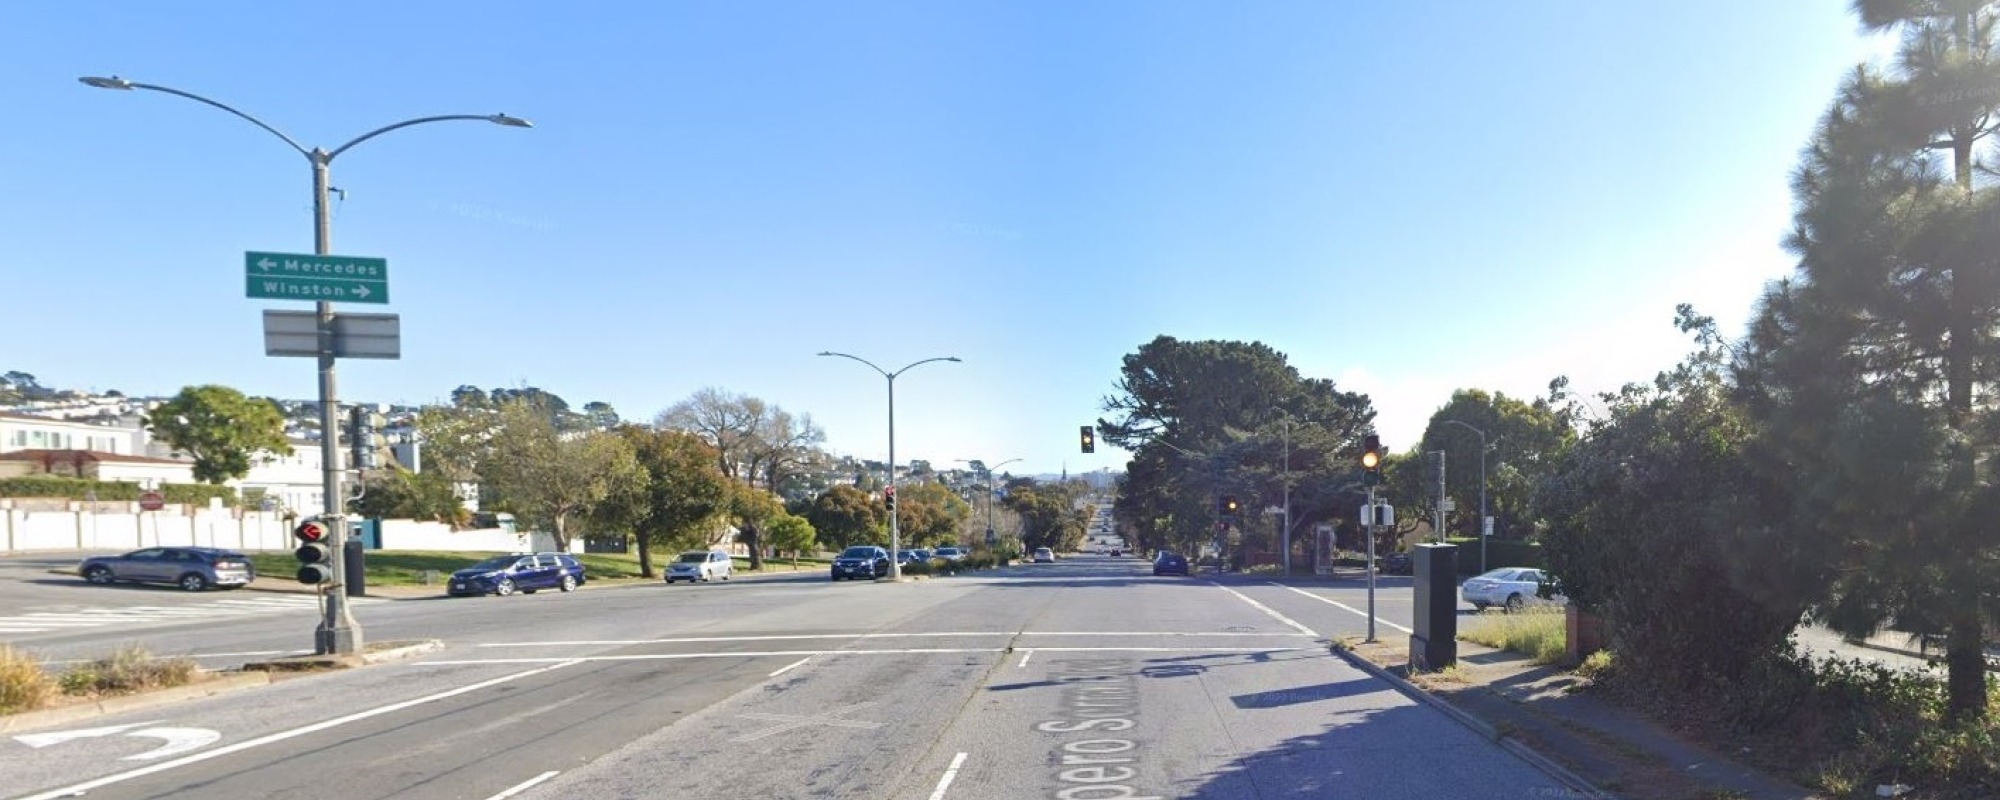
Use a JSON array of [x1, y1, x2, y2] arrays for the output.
[[0, 646, 55, 714], [902, 559, 934, 576], [58, 645, 196, 696]]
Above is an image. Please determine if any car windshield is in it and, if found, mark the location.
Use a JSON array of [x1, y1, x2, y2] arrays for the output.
[[676, 553, 709, 563], [839, 547, 878, 558]]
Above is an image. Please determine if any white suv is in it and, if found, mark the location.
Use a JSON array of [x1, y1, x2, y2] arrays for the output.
[[666, 551, 734, 583]]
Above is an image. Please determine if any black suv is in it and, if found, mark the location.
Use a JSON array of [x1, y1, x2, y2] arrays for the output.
[[831, 546, 890, 581]]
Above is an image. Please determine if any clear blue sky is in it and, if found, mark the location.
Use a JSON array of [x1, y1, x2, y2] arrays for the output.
[[0, 1, 1892, 476]]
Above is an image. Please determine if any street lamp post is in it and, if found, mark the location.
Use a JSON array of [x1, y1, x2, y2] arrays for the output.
[[1442, 420, 1489, 574], [958, 457, 1021, 550], [819, 352, 961, 580], [83, 76, 530, 655]]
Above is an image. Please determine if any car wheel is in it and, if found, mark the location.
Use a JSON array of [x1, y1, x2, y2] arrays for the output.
[[178, 573, 210, 592], [1472, 602, 1489, 611], [722, 569, 730, 581], [495, 579, 516, 596], [84, 565, 114, 585], [560, 574, 578, 592], [1505, 594, 1524, 613]]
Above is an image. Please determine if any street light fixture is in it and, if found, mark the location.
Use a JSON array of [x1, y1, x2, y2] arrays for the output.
[[957, 457, 1021, 551], [818, 352, 961, 580], [1441, 419, 1490, 573], [83, 75, 530, 655]]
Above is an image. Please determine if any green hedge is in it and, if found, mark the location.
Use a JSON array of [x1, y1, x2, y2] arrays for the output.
[[0, 476, 238, 506], [1444, 537, 1544, 574]]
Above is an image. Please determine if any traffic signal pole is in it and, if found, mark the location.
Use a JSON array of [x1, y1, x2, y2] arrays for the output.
[[312, 156, 362, 656], [1366, 484, 1378, 644]]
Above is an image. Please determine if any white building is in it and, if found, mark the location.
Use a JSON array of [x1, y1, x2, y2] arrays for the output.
[[0, 411, 141, 455]]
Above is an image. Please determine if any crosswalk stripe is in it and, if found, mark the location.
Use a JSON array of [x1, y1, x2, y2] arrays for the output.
[[0, 594, 373, 637]]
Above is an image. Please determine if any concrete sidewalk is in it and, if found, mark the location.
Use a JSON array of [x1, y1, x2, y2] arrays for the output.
[[1341, 638, 1826, 800]]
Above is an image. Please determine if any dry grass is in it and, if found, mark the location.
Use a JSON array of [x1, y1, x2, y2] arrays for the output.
[[1459, 606, 1568, 665], [0, 646, 56, 714], [56, 645, 197, 697]]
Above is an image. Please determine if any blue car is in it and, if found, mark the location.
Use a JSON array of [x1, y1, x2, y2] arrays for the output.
[[1152, 551, 1190, 576], [448, 553, 585, 597]]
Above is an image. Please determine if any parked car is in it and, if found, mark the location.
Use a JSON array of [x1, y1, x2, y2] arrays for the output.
[[1032, 547, 1056, 563], [1381, 552, 1413, 575], [932, 547, 967, 562], [1152, 550, 1190, 576], [665, 550, 733, 584], [448, 553, 585, 597], [1461, 567, 1563, 612], [78, 547, 255, 592], [832, 546, 891, 581]]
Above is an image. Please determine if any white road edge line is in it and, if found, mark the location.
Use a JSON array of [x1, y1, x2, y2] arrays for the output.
[[13, 659, 584, 800], [928, 752, 969, 800], [1210, 582, 1320, 637], [1272, 583, 1416, 634], [474, 631, 1314, 647], [1017, 649, 1033, 669], [768, 657, 811, 677], [483, 770, 560, 800], [417, 647, 1312, 666]]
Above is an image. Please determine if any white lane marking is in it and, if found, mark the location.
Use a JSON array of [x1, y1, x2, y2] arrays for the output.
[[483, 770, 560, 800], [768, 657, 811, 677], [13, 660, 583, 800], [928, 752, 969, 800], [1017, 649, 1033, 669], [733, 702, 884, 743], [475, 630, 1315, 647], [419, 646, 1311, 666], [0, 596, 349, 635], [1210, 582, 1320, 637], [1273, 583, 1416, 634]]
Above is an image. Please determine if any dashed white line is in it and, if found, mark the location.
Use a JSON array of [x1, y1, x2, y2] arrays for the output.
[[928, 753, 969, 800], [1210, 582, 1320, 637], [483, 770, 560, 800], [1272, 583, 1416, 634], [1017, 649, 1033, 668], [768, 657, 811, 677], [13, 659, 583, 800]]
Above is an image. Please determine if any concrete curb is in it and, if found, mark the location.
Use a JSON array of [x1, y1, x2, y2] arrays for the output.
[[1331, 645, 1615, 800], [0, 671, 271, 734], [362, 639, 444, 664]]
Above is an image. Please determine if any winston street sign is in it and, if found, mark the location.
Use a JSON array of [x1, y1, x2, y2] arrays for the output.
[[245, 251, 390, 304]]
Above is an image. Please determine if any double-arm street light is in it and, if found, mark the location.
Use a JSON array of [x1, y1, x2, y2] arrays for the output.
[[957, 457, 1021, 549], [818, 352, 961, 580], [1441, 419, 1490, 573], [82, 75, 531, 655]]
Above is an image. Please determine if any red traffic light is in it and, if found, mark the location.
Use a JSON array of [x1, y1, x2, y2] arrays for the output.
[[294, 519, 330, 543]]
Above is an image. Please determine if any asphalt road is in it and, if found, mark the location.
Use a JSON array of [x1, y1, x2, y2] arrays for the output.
[[1, 555, 1567, 800]]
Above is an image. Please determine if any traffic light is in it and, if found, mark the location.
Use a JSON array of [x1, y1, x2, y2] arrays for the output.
[[349, 406, 386, 471], [1218, 495, 1240, 516], [1080, 425, 1096, 454], [884, 486, 897, 512], [293, 517, 335, 585], [1361, 434, 1383, 485]]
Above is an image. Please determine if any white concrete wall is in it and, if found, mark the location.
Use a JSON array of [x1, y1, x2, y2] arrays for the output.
[[375, 519, 577, 553], [0, 501, 575, 554], [1, 500, 293, 552]]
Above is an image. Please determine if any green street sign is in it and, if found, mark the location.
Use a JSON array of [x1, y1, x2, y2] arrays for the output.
[[245, 251, 389, 304]]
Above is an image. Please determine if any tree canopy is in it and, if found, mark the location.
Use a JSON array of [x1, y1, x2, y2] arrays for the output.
[[144, 385, 293, 484]]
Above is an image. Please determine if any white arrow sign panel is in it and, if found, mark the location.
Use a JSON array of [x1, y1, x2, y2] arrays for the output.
[[14, 721, 220, 761]]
